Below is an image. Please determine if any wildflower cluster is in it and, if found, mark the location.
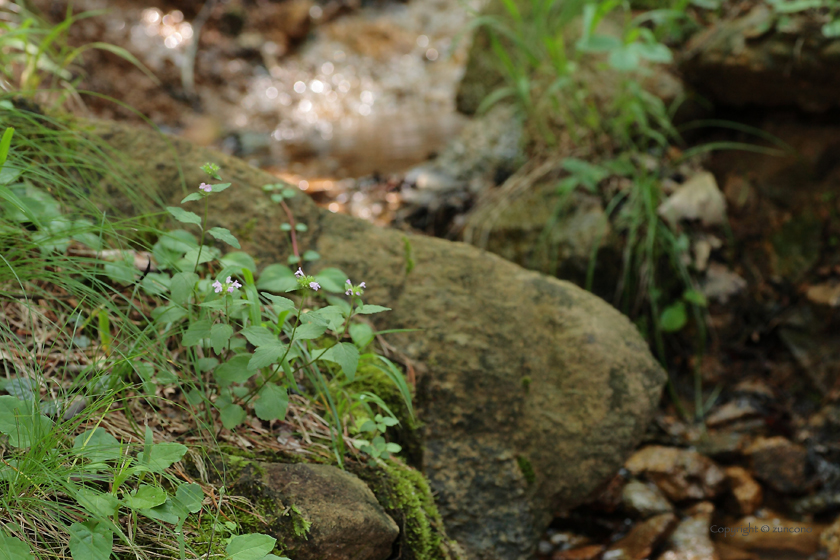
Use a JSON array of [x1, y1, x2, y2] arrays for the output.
[[213, 276, 242, 294], [199, 182, 212, 193], [345, 279, 365, 296], [295, 267, 320, 291]]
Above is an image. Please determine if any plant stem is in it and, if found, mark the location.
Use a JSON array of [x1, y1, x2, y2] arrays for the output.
[[194, 196, 209, 274]]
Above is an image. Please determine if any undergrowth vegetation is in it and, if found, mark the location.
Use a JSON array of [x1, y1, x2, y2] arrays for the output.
[[0, 97, 416, 560], [470, 0, 793, 421], [0, 0, 156, 108]]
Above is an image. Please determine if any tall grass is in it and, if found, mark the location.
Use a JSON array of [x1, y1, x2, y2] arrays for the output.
[[0, 99, 214, 558], [0, 1, 158, 108], [468, 0, 731, 421]]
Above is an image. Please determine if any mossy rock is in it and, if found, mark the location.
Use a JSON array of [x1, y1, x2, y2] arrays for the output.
[[349, 460, 464, 560], [464, 181, 622, 299], [228, 461, 399, 560]]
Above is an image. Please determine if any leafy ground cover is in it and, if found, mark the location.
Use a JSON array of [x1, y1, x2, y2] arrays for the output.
[[0, 98, 416, 560]]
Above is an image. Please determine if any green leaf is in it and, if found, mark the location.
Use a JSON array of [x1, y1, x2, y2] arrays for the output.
[[73, 428, 122, 463], [683, 289, 707, 307], [152, 304, 188, 324], [173, 483, 204, 515], [385, 442, 402, 453], [253, 383, 289, 421], [138, 442, 188, 473], [302, 250, 320, 261], [103, 258, 135, 285], [280, 223, 292, 231], [181, 246, 220, 266], [212, 182, 232, 193], [219, 403, 246, 429], [208, 227, 241, 249], [248, 343, 288, 370], [609, 45, 640, 71], [75, 487, 121, 518], [576, 34, 621, 52], [295, 223, 309, 232], [380, 415, 399, 427], [166, 207, 202, 226], [770, 0, 822, 13], [123, 485, 167, 510], [0, 165, 24, 187], [160, 230, 198, 252], [823, 19, 840, 37], [0, 396, 53, 448], [141, 272, 171, 296], [0, 533, 34, 560], [139, 499, 182, 525], [0, 127, 14, 169], [221, 251, 256, 273], [318, 343, 359, 381], [314, 268, 349, 292], [226, 533, 277, 560], [240, 326, 278, 347], [257, 264, 298, 293], [210, 323, 234, 354], [659, 302, 688, 332], [307, 306, 345, 331], [214, 354, 255, 387], [261, 292, 295, 313], [690, 0, 720, 8], [182, 319, 212, 347], [68, 522, 113, 560], [180, 192, 204, 203], [287, 255, 301, 265], [355, 305, 391, 315], [631, 41, 672, 63], [290, 323, 326, 341], [196, 358, 219, 372], [186, 388, 204, 405], [170, 272, 198, 306], [349, 323, 374, 348]]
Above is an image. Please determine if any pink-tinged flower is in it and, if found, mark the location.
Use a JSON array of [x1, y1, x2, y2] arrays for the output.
[[212, 280, 223, 293], [295, 267, 304, 278], [346, 279, 352, 285], [199, 183, 212, 193], [309, 281, 321, 291], [360, 282, 366, 288], [345, 289, 352, 295], [225, 276, 232, 284], [227, 286, 235, 293], [232, 280, 242, 289]]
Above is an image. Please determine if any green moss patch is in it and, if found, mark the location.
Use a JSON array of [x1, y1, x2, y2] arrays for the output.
[[351, 460, 463, 560]]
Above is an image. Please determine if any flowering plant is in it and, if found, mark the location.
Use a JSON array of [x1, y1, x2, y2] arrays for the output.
[[147, 163, 408, 466]]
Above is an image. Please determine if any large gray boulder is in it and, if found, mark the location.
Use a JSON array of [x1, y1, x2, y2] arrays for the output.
[[94, 120, 666, 560]]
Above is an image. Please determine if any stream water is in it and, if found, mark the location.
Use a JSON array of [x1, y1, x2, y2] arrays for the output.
[[78, 0, 475, 184]]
